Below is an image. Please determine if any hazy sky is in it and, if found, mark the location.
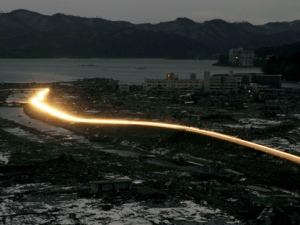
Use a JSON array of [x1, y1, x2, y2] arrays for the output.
[[1, 0, 299, 24]]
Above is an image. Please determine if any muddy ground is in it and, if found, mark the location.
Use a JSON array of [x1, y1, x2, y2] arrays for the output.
[[1, 85, 300, 224]]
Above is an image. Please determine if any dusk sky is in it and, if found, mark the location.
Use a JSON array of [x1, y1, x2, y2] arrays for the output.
[[1, 0, 300, 24]]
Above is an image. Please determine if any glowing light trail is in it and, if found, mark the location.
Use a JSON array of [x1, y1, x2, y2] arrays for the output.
[[31, 89, 300, 165]]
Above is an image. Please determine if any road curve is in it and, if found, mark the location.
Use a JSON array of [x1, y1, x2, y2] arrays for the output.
[[30, 88, 300, 165]]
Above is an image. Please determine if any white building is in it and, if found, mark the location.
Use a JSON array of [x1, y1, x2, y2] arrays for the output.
[[229, 48, 255, 67], [143, 73, 203, 93], [204, 71, 243, 94]]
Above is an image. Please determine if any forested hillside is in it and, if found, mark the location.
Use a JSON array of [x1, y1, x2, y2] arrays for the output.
[[1, 9, 300, 59]]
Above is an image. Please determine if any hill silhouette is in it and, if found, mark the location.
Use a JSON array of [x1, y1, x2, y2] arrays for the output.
[[1, 9, 300, 59]]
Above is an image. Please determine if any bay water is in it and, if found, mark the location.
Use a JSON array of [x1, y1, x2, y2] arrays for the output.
[[0, 58, 262, 84]]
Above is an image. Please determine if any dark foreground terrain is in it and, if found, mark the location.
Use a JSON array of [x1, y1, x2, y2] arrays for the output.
[[1, 85, 300, 224]]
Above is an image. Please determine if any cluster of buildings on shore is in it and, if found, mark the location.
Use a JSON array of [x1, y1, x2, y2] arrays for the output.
[[143, 71, 282, 95], [141, 48, 288, 95], [67, 65, 283, 96]]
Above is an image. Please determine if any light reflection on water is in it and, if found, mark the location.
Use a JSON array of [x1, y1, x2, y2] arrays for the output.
[[0, 106, 207, 171], [5, 93, 30, 102], [0, 107, 88, 143]]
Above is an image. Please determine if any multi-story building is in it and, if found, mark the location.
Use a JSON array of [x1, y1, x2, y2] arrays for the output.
[[229, 48, 255, 67], [205, 72, 282, 93], [144, 71, 282, 95], [204, 71, 243, 94], [143, 73, 203, 93]]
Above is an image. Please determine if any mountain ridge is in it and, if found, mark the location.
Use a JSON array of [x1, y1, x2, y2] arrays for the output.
[[1, 9, 300, 58]]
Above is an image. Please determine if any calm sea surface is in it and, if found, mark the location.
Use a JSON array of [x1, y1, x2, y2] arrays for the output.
[[0, 58, 263, 84]]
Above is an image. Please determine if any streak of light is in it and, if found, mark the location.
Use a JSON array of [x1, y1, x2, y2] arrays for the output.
[[30, 88, 300, 165]]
